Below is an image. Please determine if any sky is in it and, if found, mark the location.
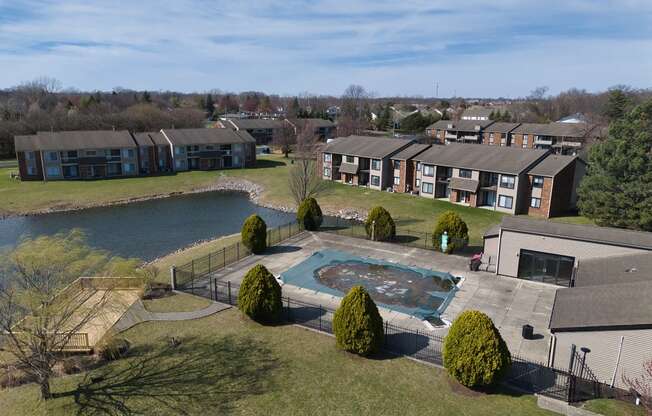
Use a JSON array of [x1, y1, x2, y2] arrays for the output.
[[0, 0, 651, 97]]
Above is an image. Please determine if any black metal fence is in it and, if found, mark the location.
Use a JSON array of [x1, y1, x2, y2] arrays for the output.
[[173, 221, 302, 289], [180, 275, 633, 405]]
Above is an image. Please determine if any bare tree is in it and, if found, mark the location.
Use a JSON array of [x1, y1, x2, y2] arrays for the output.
[[288, 121, 327, 205], [272, 123, 296, 158], [623, 359, 652, 413], [0, 231, 137, 399]]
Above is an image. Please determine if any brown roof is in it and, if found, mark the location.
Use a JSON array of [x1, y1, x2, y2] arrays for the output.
[[449, 177, 479, 192], [338, 162, 359, 174], [527, 155, 582, 177], [149, 132, 169, 145], [15, 130, 136, 152], [132, 132, 155, 146], [550, 281, 652, 331], [161, 128, 255, 146], [483, 122, 521, 134], [288, 118, 335, 129], [426, 119, 495, 132], [513, 122, 592, 138], [575, 252, 652, 288], [500, 216, 652, 251], [322, 135, 414, 159], [391, 143, 431, 160], [415, 143, 549, 174]]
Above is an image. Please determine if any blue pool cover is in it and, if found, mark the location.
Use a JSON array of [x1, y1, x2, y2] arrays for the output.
[[280, 249, 459, 319]]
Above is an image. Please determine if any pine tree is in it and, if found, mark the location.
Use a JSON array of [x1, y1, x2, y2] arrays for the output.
[[604, 88, 631, 121], [205, 94, 214, 117]]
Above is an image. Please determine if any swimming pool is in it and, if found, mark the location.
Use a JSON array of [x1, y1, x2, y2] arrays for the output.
[[280, 249, 460, 320]]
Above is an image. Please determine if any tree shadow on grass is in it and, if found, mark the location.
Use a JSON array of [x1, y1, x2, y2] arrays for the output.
[[249, 159, 286, 169], [55, 335, 278, 416]]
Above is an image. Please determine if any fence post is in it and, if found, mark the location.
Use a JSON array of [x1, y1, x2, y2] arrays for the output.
[[208, 252, 212, 273], [319, 305, 322, 331], [213, 277, 217, 301], [210, 276, 214, 300], [227, 281, 232, 305], [415, 329, 419, 354], [384, 321, 388, 347], [191, 259, 195, 279], [286, 297, 291, 321], [223, 247, 226, 268], [170, 266, 177, 290], [236, 243, 240, 260]]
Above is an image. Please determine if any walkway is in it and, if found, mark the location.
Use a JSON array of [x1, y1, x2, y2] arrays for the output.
[[112, 293, 231, 333]]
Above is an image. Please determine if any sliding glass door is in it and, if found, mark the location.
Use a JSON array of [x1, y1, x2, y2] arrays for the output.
[[517, 249, 575, 286]]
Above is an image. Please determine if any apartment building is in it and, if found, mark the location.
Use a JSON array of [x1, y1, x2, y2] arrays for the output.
[[286, 118, 336, 141], [320, 135, 414, 191], [460, 106, 493, 121], [222, 118, 287, 145], [161, 128, 256, 171], [389, 144, 431, 193], [133, 132, 173, 175], [15, 130, 139, 180], [481, 122, 521, 146], [511, 122, 597, 155], [413, 144, 550, 215], [525, 154, 586, 217], [425, 119, 495, 144]]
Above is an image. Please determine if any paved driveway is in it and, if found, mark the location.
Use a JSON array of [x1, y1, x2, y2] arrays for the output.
[[205, 231, 557, 362]]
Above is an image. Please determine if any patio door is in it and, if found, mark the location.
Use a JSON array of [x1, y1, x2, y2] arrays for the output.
[[517, 249, 575, 286]]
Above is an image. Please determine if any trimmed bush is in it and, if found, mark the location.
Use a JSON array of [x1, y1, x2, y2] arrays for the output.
[[98, 337, 130, 361], [237, 264, 282, 323], [432, 211, 469, 254], [364, 206, 396, 241], [297, 198, 323, 231], [333, 286, 383, 356], [241, 214, 267, 254], [443, 310, 511, 388]]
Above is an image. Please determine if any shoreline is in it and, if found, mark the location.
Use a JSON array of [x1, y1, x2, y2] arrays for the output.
[[2, 176, 367, 222]]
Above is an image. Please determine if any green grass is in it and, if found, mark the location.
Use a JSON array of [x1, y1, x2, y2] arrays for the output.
[[149, 232, 242, 274], [142, 292, 212, 313], [583, 399, 646, 416], [0, 308, 554, 416]]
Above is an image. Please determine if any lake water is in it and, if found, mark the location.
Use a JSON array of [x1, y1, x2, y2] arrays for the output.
[[0, 192, 294, 261]]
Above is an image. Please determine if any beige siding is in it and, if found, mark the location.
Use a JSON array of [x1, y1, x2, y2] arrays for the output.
[[553, 329, 652, 388]]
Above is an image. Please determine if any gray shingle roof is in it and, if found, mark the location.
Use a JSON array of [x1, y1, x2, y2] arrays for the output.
[[390, 143, 431, 160], [449, 177, 479, 192], [500, 216, 652, 250], [15, 130, 136, 152], [549, 281, 652, 331], [228, 119, 286, 130], [322, 136, 413, 159], [414, 143, 549, 174], [574, 252, 652, 288], [484, 122, 521, 134], [511, 123, 549, 135], [161, 128, 255, 146], [288, 118, 335, 129], [132, 132, 155, 146], [527, 155, 581, 177], [338, 162, 359, 174], [149, 132, 169, 145], [512, 122, 591, 138], [426, 119, 495, 132]]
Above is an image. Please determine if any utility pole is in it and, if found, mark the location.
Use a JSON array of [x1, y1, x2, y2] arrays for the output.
[[435, 82, 439, 99]]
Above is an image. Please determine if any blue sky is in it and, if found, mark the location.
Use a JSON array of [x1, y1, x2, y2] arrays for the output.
[[0, 0, 651, 97]]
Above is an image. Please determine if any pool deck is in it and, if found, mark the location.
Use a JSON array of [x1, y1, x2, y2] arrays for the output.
[[204, 231, 557, 363]]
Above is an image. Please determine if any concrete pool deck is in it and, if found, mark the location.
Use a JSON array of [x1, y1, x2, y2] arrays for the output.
[[203, 231, 557, 363]]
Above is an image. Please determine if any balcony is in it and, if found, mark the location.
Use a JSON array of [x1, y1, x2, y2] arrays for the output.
[[444, 132, 458, 140], [461, 135, 479, 141]]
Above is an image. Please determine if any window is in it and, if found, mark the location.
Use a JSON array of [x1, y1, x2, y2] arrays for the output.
[[175, 147, 184, 155], [500, 175, 515, 189], [393, 160, 400, 170], [421, 182, 433, 194], [86, 150, 97, 156], [531, 197, 541, 208], [489, 133, 495, 144], [123, 163, 135, 174], [46, 166, 60, 176], [370, 175, 380, 186], [46, 151, 58, 161], [371, 159, 381, 170], [423, 165, 434, 177], [393, 176, 400, 185], [533, 176, 544, 188], [416, 178, 421, 188], [498, 195, 513, 209], [25, 151, 35, 160], [345, 155, 354, 163], [523, 134, 529, 148], [205, 145, 214, 150], [500, 134, 507, 146], [323, 153, 332, 163], [459, 169, 472, 178], [63, 165, 78, 178], [324, 167, 331, 177], [416, 162, 422, 172], [27, 166, 36, 175], [122, 149, 134, 159], [106, 149, 120, 157], [175, 159, 185, 169], [107, 163, 122, 176]]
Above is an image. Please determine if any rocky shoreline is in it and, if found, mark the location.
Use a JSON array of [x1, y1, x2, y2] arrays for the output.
[[3, 176, 368, 222]]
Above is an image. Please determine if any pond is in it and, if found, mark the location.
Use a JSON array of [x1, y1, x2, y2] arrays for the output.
[[0, 192, 294, 261]]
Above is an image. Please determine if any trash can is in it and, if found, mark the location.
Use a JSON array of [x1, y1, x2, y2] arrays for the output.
[[522, 324, 533, 340]]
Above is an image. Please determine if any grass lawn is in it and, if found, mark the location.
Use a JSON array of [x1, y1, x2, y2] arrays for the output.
[[142, 292, 212, 313], [0, 308, 555, 416], [584, 399, 646, 416], [149, 232, 242, 273]]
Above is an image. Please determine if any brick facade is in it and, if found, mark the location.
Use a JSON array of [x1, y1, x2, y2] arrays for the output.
[[526, 176, 552, 217]]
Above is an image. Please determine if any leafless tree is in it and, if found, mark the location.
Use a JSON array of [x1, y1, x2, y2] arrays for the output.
[[272, 123, 296, 158], [288, 121, 327, 205], [623, 359, 652, 413], [0, 232, 135, 399]]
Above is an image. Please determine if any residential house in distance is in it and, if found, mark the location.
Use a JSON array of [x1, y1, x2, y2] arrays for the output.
[[413, 144, 550, 215], [389, 144, 431, 193], [132, 132, 173, 175], [481, 122, 521, 146], [460, 105, 494, 121], [425, 119, 495, 144], [161, 128, 256, 171], [320, 135, 414, 191], [222, 118, 287, 145], [286, 118, 336, 141], [15, 130, 139, 180]]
